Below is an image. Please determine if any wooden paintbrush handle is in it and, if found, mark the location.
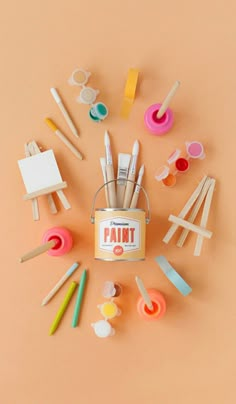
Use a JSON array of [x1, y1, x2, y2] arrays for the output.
[[19, 240, 56, 263], [123, 175, 135, 208], [106, 165, 117, 208]]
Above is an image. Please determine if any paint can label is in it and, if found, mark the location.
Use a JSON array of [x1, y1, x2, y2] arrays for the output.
[[94, 210, 146, 261]]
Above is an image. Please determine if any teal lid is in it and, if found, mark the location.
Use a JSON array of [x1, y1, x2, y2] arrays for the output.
[[89, 102, 108, 122]]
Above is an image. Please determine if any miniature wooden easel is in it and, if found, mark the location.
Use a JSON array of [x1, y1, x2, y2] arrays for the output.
[[163, 175, 216, 256], [19, 140, 71, 220]]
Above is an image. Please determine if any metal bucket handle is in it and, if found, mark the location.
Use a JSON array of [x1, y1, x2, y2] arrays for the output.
[[90, 179, 151, 224]]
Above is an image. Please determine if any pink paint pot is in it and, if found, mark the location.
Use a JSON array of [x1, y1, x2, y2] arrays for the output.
[[144, 103, 174, 135], [42, 227, 73, 256], [186, 141, 205, 159]]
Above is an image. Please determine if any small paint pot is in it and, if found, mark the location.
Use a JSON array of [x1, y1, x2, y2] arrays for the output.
[[68, 68, 91, 86], [175, 157, 189, 173], [89, 102, 109, 122], [98, 301, 121, 320], [162, 173, 177, 187], [144, 103, 174, 135], [154, 166, 177, 187], [102, 281, 122, 298], [186, 141, 205, 159], [91, 320, 115, 338], [155, 165, 170, 181], [42, 227, 73, 257], [137, 289, 166, 321], [77, 87, 99, 104]]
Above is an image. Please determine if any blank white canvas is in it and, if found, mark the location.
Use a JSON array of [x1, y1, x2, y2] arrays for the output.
[[18, 150, 63, 193]]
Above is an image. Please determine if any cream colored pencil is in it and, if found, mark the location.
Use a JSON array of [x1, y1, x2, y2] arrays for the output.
[[123, 140, 139, 208], [104, 131, 117, 208], [163, 176, 207, 244], [41, 262, 79, 305], [194, 178, 216, 256], [19, 240, 56, 263], [130, 164, 144, 208], [157, 80, 180, 119], [45, 118, 83, 160], [50, 88, 79, 138], [135, 276, 153, 310], [176, 177, 212, 247]]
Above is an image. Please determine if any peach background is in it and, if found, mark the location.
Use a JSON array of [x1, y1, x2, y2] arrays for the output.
[[0, 1, 235, 403]]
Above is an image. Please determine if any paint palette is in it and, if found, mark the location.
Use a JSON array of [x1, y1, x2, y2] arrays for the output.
[[68, 67, 109, 122], [155, 141, 205, 187]]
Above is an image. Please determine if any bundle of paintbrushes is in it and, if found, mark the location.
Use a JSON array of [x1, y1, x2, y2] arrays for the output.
[[100, 131, 144, 208]]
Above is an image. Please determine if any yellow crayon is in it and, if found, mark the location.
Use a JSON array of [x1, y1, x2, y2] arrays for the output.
[[49, 281, 77, 335]]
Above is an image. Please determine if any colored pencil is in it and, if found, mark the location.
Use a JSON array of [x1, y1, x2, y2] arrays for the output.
[[42, 262, 79, 306], [49, 281, 77, 335], [71, 269, 87, 327]]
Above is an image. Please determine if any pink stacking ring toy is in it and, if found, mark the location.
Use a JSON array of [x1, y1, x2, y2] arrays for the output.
[[144, 103, 174, 136], [42, 227, 73, 256], [137, 289, 166, 321]]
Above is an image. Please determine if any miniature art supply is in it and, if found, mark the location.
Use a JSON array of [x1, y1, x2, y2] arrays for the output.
[[100, 157, 110, 207], [45, 118, 83, 160], [19, 227, 73, 263], [163, 175, 216, 255], [121, 68, 139, 119], [49, 281, 77, 335], [155, 141, 205, 187], [116, 153, 131, 208], [90, 181, 150, 261], [123, 140, 139, 208], [72, 269, 87, 327], [69, 68, 108, 122], [155, 256, 192, 296], [130, 164, 144, 208], [135, 276, 166, 321], [18, 146, 71, 216], [50, 88, 79, 137], [23, 142, 58, 219], [91, 281, 122, 338], [144, 80, 180, 135], [93, 136, 149, 261], [104, 131, 116, 208], [24, 143, 39, 220], [41, 262, 79, 306]]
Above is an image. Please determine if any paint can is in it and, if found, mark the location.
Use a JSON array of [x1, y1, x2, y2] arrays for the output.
[[90, 180, 150, 261]]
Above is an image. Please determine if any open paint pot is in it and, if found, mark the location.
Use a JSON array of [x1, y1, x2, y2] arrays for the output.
[[137, 289, 166, 321], [144, 103, 174, 135]]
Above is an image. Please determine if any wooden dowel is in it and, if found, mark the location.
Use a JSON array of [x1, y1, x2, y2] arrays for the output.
[[194, 179, 216, 256], [27, 141, 58, 214], [163, 176, 207, 244], [176, 177, 212, 247], [24, 143, 40, 221], [23, 182, 67, 200], [157, 80, 180, 119], [56, 190, 71, 210], [168, 215, 212, 239], [135, 276, 153, 310], [106, 165, 117, 208], [19, 240, 56, 263]]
